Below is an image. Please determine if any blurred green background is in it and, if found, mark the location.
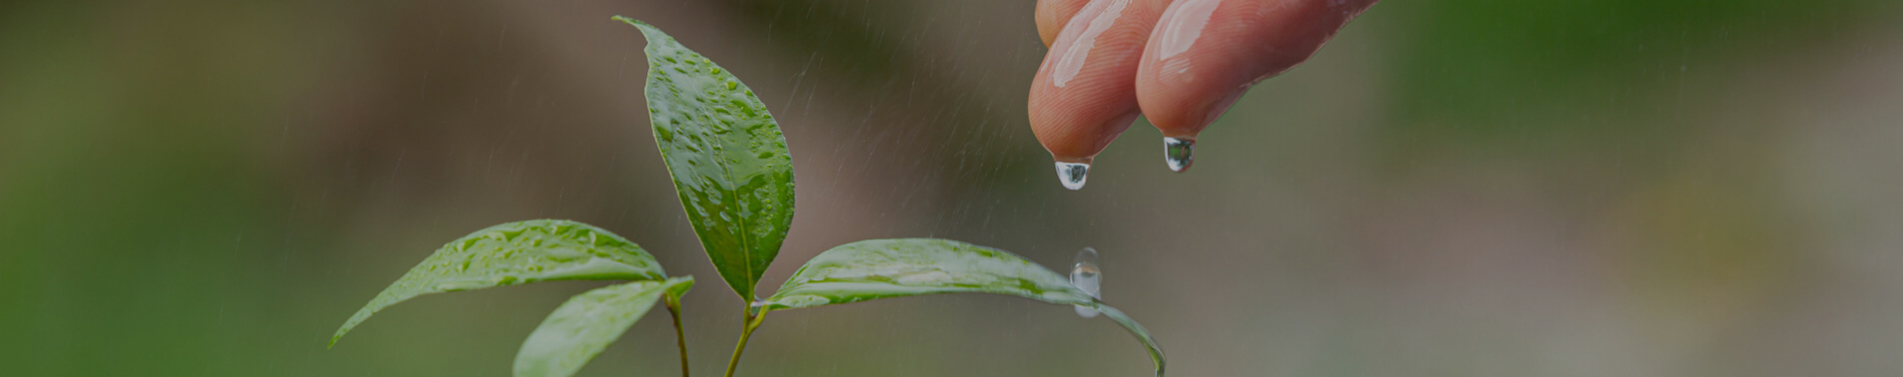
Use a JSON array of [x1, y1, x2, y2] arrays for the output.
[[5, 0, 1902, 376]]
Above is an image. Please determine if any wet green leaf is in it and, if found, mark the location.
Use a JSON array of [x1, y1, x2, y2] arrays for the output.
[[331, 220, 666, 346], [758, 239, 1166, 376], [618, 17, 795, 301], [514, 277, 694, 377]]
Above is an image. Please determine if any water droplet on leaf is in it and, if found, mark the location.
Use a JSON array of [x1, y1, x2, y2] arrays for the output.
[[1071, 247, 1101, 318]]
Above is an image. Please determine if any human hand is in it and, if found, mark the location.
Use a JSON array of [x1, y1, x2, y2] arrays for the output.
[[1028, 0, 1378, 189]]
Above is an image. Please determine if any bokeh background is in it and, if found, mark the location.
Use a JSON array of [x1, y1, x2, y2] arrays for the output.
[[5, 0, 1903, 376]]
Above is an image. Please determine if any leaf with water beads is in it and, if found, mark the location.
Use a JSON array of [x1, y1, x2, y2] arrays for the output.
[[618, 16, 795, 302], [757, 238, 1166, 376], [331, 220, 666, 346], [514, 277, 694, 377]]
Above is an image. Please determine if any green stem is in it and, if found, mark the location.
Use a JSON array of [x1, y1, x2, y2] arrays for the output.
[[721, 309, 769, 377], [667, 297, 689, 377]]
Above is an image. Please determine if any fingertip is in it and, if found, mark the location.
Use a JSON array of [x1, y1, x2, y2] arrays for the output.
[[1136, 0, 1376, 137], [1028, 0, 1172, 165], [1028, 101, 1140, 163]]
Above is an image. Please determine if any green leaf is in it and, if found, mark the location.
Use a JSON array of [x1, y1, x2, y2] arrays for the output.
[[758, 239, 1091, 309], [617, 17, 795, 301], [514, 277, 694, 377], [758, 239, 1166, 376], [331, 220, 666, 346]]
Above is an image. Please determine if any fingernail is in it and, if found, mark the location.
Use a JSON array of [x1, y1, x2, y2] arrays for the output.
[[1163, 137, 1195, 172], [1054, 161, 1091, 190]]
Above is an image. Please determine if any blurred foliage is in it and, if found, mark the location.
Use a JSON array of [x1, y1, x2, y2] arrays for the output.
[[2, 0, 1899, 376], [1380, 0, 1888, 159]]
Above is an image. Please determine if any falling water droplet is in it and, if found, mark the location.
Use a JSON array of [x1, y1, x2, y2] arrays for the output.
[[1054, 162, 1090, 190], [1071, 247, 1101, 318], [1163, 137, 1195, 172]]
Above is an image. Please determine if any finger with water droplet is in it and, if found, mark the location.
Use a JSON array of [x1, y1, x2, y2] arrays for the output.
[[1028, 0, 1173, 188], [1136, 0, 1378, 171]]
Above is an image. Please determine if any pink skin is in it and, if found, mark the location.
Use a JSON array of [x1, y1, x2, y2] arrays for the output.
[[1029, 0, 1380, 165], [1028, 0, 1174, 163]]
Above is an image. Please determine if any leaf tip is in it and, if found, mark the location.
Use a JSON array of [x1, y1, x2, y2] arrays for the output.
[[611, 16, 660, 34], [667, 275, 695, 290], [328, 317, 357, 348], [614, 16, 678, 51], [1092, 303, 1166, 377]]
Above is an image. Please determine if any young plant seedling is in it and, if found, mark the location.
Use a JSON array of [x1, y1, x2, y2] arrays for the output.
[[330, 16, 1166, 377]]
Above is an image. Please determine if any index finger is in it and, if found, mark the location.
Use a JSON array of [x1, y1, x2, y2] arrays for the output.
[[1027, 0, 1173, 190]]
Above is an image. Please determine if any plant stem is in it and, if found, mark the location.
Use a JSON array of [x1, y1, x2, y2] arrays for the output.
[[721, 309, 769, 377], [667, 297, 689, 377]]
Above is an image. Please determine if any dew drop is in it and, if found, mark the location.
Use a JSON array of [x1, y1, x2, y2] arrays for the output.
[[1163, 137, 1194, 172], [1054, 161, 1090, 190], [1071, 247, 1101, 318]]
